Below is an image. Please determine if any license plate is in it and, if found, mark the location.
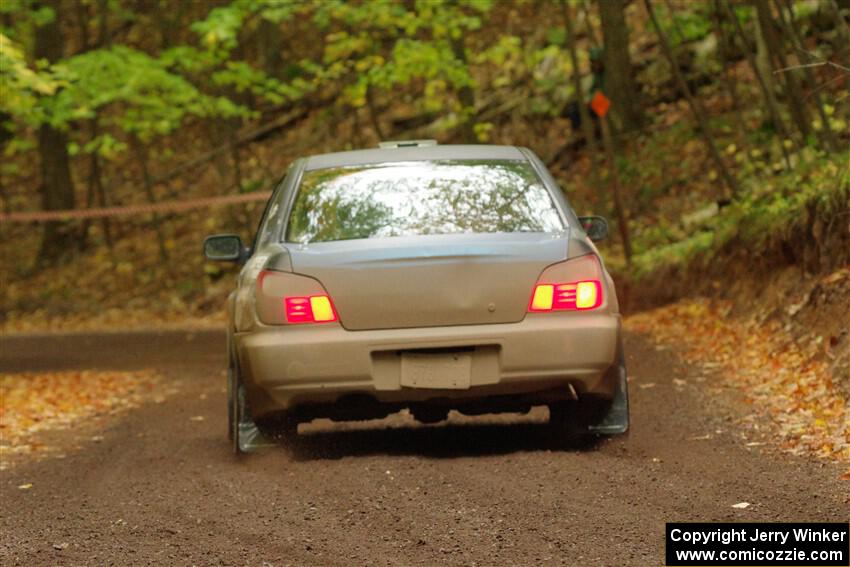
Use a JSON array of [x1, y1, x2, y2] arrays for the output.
[[400, 353, 472, 389]]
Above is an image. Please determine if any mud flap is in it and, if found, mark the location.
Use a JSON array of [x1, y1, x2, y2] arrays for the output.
[[586, 357, 630, 435], [235, 385, 277, 453]]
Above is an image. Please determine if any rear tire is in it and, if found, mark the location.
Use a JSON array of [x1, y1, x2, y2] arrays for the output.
[[230, 366, 243, 455], [550, 339, 631, 442], [411, 407, 449, 424], [585, 340, 630, 436], [257, 413, 298, 443], [548, 400, 583, 443], [228, 351, 281, 454], [227, 366, 235, 442]]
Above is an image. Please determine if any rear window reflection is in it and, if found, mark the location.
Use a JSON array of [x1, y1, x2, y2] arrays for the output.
[[285, 160, 564, 243]]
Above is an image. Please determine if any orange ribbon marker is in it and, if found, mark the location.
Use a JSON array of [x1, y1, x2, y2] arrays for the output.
[[590, 90, 611, 118]]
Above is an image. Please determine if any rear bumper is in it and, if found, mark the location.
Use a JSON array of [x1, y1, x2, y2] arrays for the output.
[[235, 312, 621, 418]]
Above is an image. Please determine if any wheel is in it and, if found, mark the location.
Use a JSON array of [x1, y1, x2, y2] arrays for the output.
[[548, 400, 583, 443], [228, 352, 253, 455], [229, 361, 286, 454], [227, 335, 249, 454], [227, 365, 235, 442], [255, 410, 299, 444], [550, 339, 631, 441], [226, 333, 236, 442], [229, 365, 243, 455], [585, 340, 630, 436], [281, 419, 298, 439], [268, 415, 299, 442], [411, 407, 449, 424]]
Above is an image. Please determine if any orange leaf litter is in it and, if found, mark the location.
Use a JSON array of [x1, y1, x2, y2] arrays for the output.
[[627, 299, 849, 462], [0, 369, 161, 459]]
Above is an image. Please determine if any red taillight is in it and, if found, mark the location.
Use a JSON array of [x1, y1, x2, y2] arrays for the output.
[[284, 295, 338, 324], [529, 280, 602, 312]]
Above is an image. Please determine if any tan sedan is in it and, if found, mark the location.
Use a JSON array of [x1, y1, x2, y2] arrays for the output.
[[204, 142, 629, 453]]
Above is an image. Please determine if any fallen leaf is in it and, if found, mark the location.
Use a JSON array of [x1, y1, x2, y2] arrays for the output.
[[625, 298, 849, 462], [189, 415, 205, 422], [0, 370, 162, 463], [17, 483, 32, 490], [731, 502, 751, 509], [53, 543, 68, 550]]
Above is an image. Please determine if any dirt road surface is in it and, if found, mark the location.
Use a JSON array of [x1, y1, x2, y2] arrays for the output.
[[1, 330, 846, 566]]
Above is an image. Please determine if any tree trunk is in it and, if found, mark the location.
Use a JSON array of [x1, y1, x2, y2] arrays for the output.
[[722, 0, 793, 167], [600, 115, 632, 265], [450, 37, 477, 143], [581, 0, 601, 49], [753, 0, 811, 143], [257, 17, 283, 77], [774, 0, 838, 152], [130, 137, 170, 263], [79, 119, 113, 249], [597, 0, 643, 132], [827, 0, 850, 69], [97, 0, 109, 46], [752, 7, 782, 115], [0, 112, 12, 215], [366, 85, 386, 141], [711, 0, 747, 146], [34, 1, 77, 265], [645, 0, 739, 198], [562, 0, 604, 208]]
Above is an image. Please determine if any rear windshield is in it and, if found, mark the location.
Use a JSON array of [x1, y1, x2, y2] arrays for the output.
[[285, 159, 564, 243]]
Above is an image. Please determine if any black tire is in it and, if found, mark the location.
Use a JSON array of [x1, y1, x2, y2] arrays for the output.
[[230, 368, 243, 455], [227, 365, 235, 442], [276, 417, 299, 442], [257, 413, 298, 443], [548, 400, 583, 443], [411, 407, 450, 425], [226, 332, 236, 442], [585, 339, 630, 436]]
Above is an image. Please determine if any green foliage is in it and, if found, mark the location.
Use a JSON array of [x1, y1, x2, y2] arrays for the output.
[[54, 47, 246, 138], [0, 0, 564, 159], [670, 9, 712, 44], [312, 0, 491, 115], [630, 152, 850, 280], [191, 0, 301, 52], [0, 34, 60, 126], [0, 0, 55, 40], [655, 1, 713, 47], [0, 0, 310, 162], [2, 0, 849, 327]]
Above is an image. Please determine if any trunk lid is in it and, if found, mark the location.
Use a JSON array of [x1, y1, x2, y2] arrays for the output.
[[287, 232, 569, 331]]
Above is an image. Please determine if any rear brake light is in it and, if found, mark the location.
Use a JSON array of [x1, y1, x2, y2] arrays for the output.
[[528, 280, 602, 312], [285, 295, 338, 324]]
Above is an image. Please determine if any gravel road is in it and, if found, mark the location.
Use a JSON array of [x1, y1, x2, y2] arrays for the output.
[[1, 330, 846, 566]]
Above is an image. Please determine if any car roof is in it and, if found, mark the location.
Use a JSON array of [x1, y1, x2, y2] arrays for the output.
[[303, 144, 527, 171]]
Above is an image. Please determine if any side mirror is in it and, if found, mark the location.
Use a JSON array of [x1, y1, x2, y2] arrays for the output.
[[204, 234, 245, 262], [578, 216, 608, 242]]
